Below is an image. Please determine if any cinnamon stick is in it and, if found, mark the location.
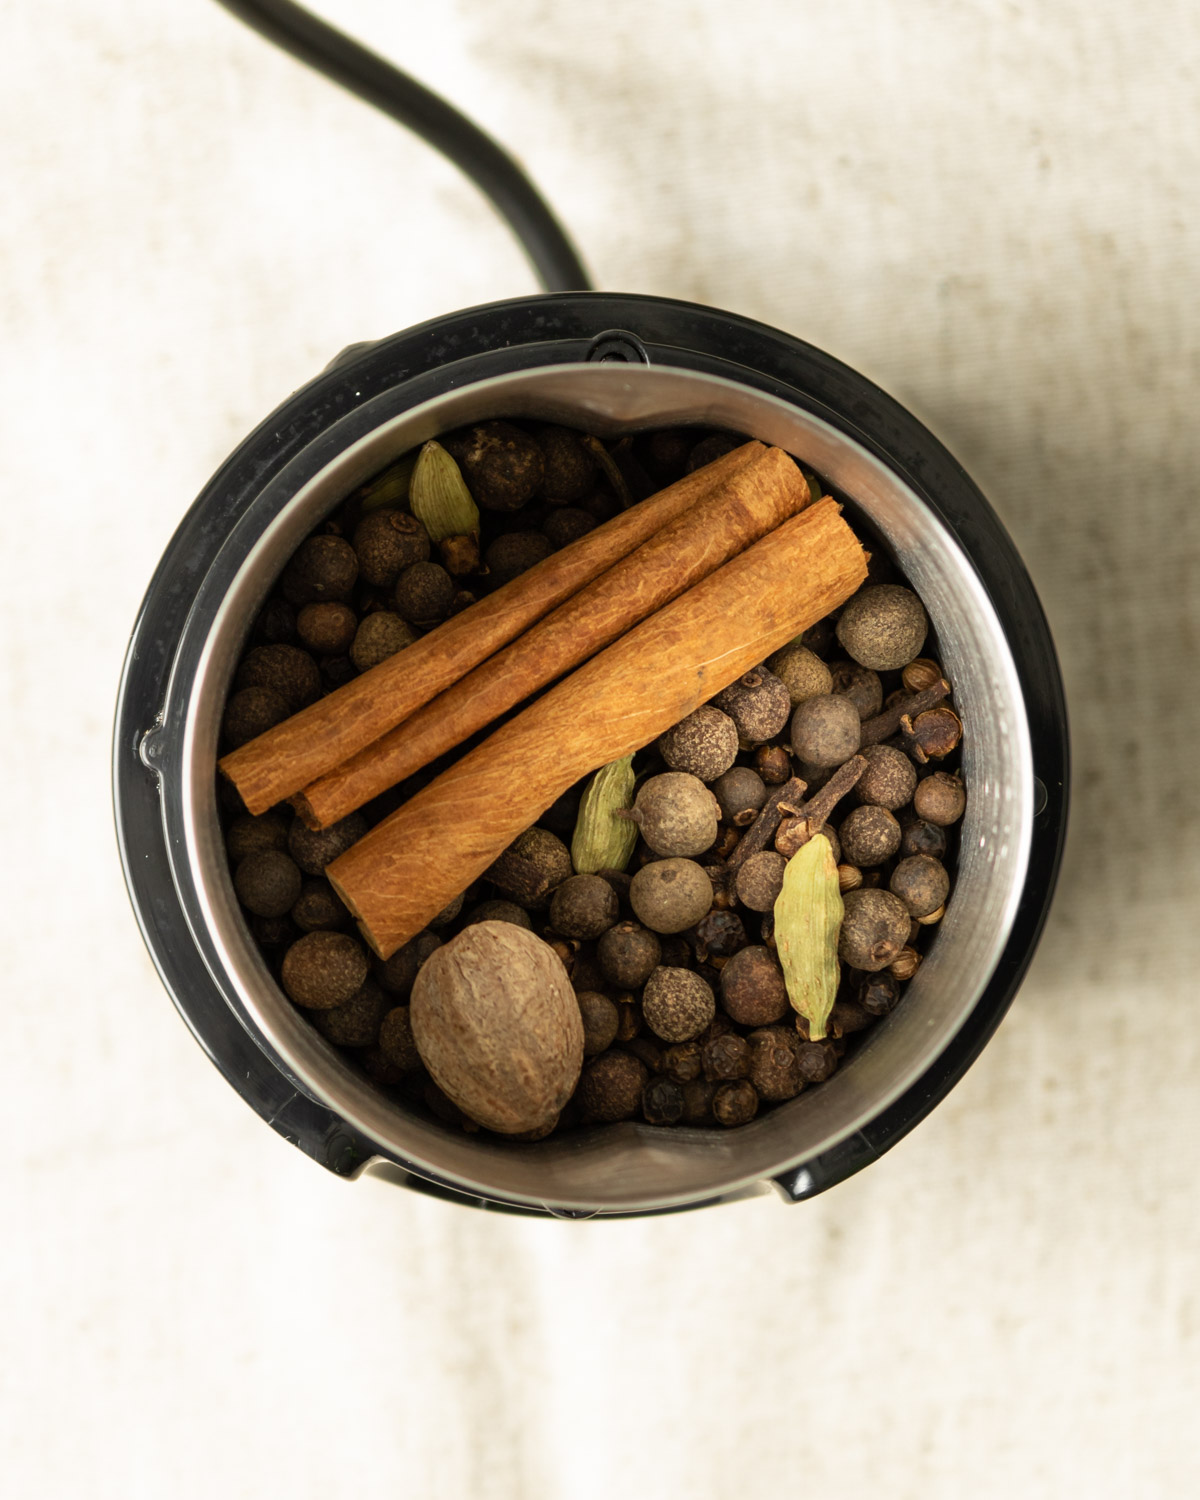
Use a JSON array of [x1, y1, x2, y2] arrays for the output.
[[219, 441, 767, 815], [295, 445, 811, 829], [327, 499, 868, 958]]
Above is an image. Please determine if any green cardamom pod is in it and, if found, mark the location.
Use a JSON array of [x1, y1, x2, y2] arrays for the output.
[[571, 756, 638, 874], [410, 441, 481, 542], [359, 451, 417, 512], [773, 832, 843, 1041]]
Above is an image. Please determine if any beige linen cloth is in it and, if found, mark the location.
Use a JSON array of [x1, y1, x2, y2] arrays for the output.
[[2, 1, 1197, 1495]]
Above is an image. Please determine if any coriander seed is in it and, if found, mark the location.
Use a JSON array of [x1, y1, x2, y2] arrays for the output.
[[902, 657, 943, 693]]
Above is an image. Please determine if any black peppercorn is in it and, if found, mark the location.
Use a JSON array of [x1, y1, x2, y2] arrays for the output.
[[690, 909, 748, 963], [829, 658, 884, 720], [296, 601, 358, 656], [855, 743, 918, 811], [657, 705, 739, 782], [393, 560, 455, 624], [748, 1026, 803, 1101], [597, 921, 661, 988], [550, 874, 620, 940], [577, 1050, 648, 1122], [281, 534, 359, 605], [790, 693, 862, 768], [900, 817, 949, 860], [221, 685, 290, 749], [838, 889, 911, 972], [643, 967, 716, 1042], [459, 421, 545, 511], [889, 854, 950, 918], [702, 1032, 752, 1081], [858, 970, 900, 1016], [711, 667, 792, 746], [795, 1040, 839, 1083], [281, 930, 370, 1009], [642, 1077, 685, 1125], [719, 945, 789, 1027], [680, 1077, 717, 1124], [712, 1079, 759, 1126], [484, 531, 554, 588], [534, 425, 596, 501], [234, 849, 302, 918], [310, 975, 387, 1048], [352, 510, 430, 587], [288, 812, 368, 876], [836, 585, 928, 671], [662, 1041, 703, 1083], [575, 991, 620, 1057], [838, 805, 902, 867], [913, 771, 967, 826]]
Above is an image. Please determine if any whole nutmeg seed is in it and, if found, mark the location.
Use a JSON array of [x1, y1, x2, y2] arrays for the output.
[[409, 922, 584, 1135]]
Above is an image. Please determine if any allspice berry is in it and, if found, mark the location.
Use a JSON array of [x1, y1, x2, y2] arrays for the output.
[[712, 1079, 759, 1127], [225, 809, 289, 864], [488, 827, 573, 908], [790, 693, 862, 767], [462, 899, 534, 930], [836, 585, 928, 671], [222, 685, 290, 749], [719, 945, 789, 1027], [889, 855, 950, 918], [290, 878, 349, 932], [393, 561, 455, 624], [352, 509, 430, 587], [711, 767, 768, 825], [642, 1077, 686, 1125], [350, 611, 418, 671], [235, 644, 321, 711], [735, 850, 787, 913], [839, 804, 902, 867], [376, 929, 442, 998], [459, 421, 545, 511], [687, 432, 743, 472], [281, 931, 370, 1009], [550, 874, 619, 940], [311, 975, 387, 1048], [288, 812, 368, 876], [542, 507, 595, 548], [658, 705, 739, 782], [575, 991, 620, 1057], [577, 1050, 648, 1123], [410, 923, 583, 1134], [642, 967, 716, 1043], [711, 668, 792, 746], [378, 1005, 423, 1071], [596, 921, 661, 988], [855, 743, 918, 811], [913, 772, 966, 826], [838, 889, 911, 972], [829, 659, 884, 720], [280, 534, 359, 605], [484, 531, 554, 588], [233, 849, 302, 918], [629, 858, 714, 934], [766, 644, 833, 706], [535, 425, 596, 501], [296, 601, 358, 656], [629, 773, 721, 857]]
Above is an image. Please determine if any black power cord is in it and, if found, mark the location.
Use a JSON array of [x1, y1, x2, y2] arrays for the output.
[[212, 0, 591, 293]]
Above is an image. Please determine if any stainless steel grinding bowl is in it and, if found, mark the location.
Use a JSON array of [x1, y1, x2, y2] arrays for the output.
[[114, 294, 1068, 1216]]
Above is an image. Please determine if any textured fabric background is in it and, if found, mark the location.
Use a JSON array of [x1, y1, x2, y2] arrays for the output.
[[4, 2, 1199, 1495]]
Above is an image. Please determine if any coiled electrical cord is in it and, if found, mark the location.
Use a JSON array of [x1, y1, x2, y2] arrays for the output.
[[212, 0, 591, 293]]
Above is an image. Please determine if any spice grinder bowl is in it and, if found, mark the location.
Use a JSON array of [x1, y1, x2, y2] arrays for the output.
[[115, 293, 1067, 1215]]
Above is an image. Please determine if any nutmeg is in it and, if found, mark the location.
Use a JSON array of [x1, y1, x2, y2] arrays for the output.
[[409, 922, 584, 1134]]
